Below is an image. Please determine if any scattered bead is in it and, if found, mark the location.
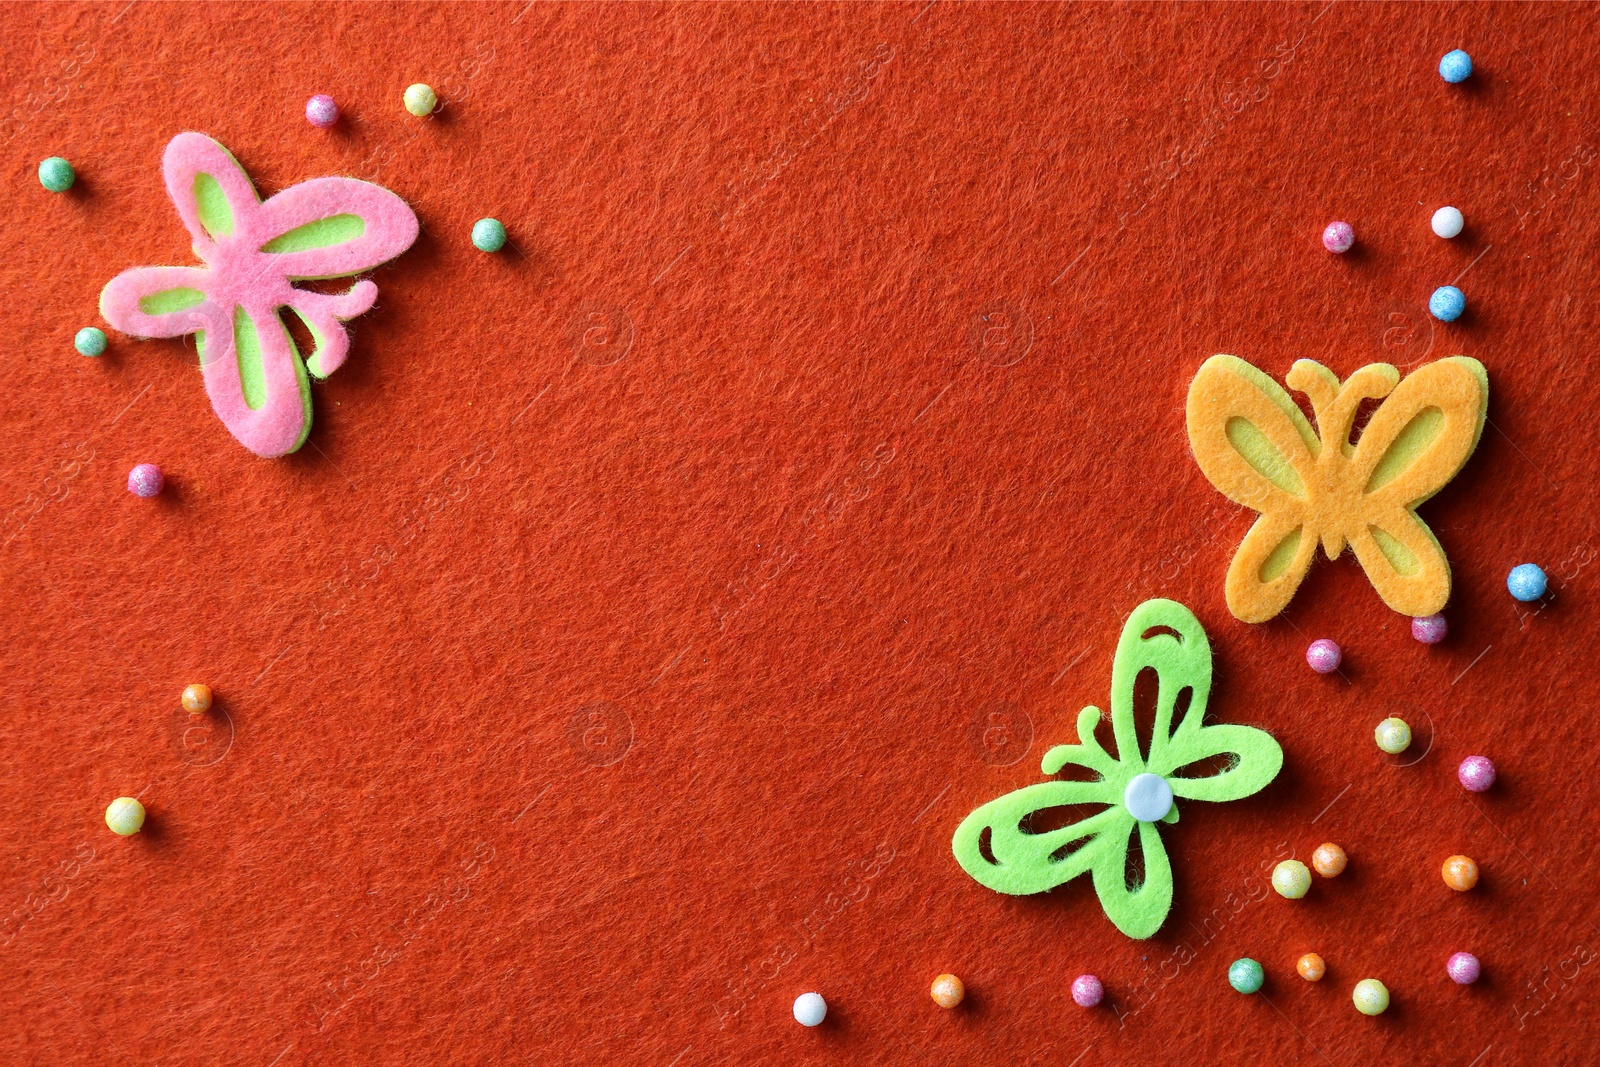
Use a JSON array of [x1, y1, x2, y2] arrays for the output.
[[1411, 613, 1448, 644], [39, 156, 75, 192], [1442, 854, 1479, 891], [306, 94, 340, 128], [793, 991, 826, 1026], [1447, 952, 1481, 985], [75, 327, 107, 357], [404, 83, 437, 117], [1229, 958, 1264, 994], [1429, 285, 1466, 322], [1272, 860, 1312, 900], [1431, 206, 1465, 239], [1296, 953, 1326, 982], [472, 218, 507, 253], [181, 684, 213, 714], [1312, 842, 1348, 878], [1439, 49, 1473, 83], [1457, 755, 1496, 792], [1305, 638, 1342, 674], [1374, 716, 1412, 754], [1071, 973, 1104, 1007], [1507, 563, 1547, 602], [930, 973, 964, 1009], [105, 797, 145, 836], [1352, 978, 1390, 1016], [127, 463, 164, 498], [1123, 772, 1173, 823], [1322, 221, 1354, 254]]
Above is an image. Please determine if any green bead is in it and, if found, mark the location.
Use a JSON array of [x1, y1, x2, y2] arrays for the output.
[[1229, 957, 1264, 994], [75, 327, 107, 357], [39, 157, 75, 192], [471, 218, 507, 253], [403, 83, 437, 117]]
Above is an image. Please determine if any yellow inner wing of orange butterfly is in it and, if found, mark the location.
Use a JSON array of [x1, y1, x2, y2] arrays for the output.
[[1186, 355, 1488, 623]]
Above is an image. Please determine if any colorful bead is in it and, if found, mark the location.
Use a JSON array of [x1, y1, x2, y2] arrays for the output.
[[404, 83, 437, 116], [1296, 953, 1326, 982], [1431, 206, 1465, 239], [1071, 973, 1104, 1007], [1374, 717, 1411, 754], [181, 684, 213, 714], [1272, 859, 1312, 899], [306, 94, 340, 128], [1228, 958, 1264, 994], [105, 797, 145, 836], [930, 973, 964, 1009], [793, 992, 826, 1026], [39, 157, 75, 192], [1429, 285, 1466, 322], [1439, 50, 1473, 83], [75, 327, 107, 357], [1352, 978, 1390, 1015], [472, 218, 507, 253], [1322, 221, 1354, 254], [1123, 772, 1173, 822], [1507, 563, 1547, 601], [1442, 854, 1479, 891], [127, 463, 164, 498], [1457, 755, 1496, 792], [1447, 952, 1481, 985], [1411, 613, 1448, 644], [1306, 638, 1342, 673], [1312, 842, 1348, 878]]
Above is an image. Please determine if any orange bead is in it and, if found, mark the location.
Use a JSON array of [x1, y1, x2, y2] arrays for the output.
[[930, 973, 965, 1009], [181, 684, 212, 714], [1442, 854, 1479, 891], [1296, 953, 1326, 982], [1312, 842, 1347, 878]]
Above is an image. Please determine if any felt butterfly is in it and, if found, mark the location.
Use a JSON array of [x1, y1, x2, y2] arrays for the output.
[[1186, 355, 1488, 623], [952, 599, 1282, 939], [100, 132, 419, 458]]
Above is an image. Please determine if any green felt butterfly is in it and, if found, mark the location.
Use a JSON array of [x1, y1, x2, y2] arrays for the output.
[[952, 599, 1283, 939]]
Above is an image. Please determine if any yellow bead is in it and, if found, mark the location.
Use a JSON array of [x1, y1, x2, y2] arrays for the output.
[[1312, 842, 1347, 878], [1352, 978, 1390, 1015], [105, 797, 145, 836], [1442, 854, 1479, 891], [1271, 859, 1312, 899], [181, 683, 212, 714], [1374, 716, 1411, 754], [1296, 953, 1326, 982], [404, 83, 437, 117], [930, 973, 965, 1009]]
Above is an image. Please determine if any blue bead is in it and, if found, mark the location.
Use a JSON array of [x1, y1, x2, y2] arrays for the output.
[[1439, 50, 1473, 83], [1429, 285, 1466, 322], [472, 218, 507, 253], [1229, 958, 1265, 994], [1507, 563, 1547, 602], [38, 156, 75, 192], [74, 327, 107, 357]]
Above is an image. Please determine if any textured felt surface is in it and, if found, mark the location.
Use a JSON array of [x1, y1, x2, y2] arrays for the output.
[[3, 2, 1600, 1065]]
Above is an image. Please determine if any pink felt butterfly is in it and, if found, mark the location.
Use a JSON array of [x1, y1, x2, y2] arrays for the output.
[[100, 132, 419, 457]]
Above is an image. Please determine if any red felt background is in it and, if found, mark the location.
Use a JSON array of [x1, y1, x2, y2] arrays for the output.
[[3, 2, 1598, 1064]]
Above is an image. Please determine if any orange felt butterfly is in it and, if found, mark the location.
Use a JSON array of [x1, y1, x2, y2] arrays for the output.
[[1186, 355, 1488, 623]]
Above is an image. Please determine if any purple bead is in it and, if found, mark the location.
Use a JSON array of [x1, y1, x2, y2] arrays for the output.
[[306, 94, 340, 129], [1306, 638, 1342, 674], [127, 464, 164, 498], [1071, 974, 1103, 1008], [1322, 221, 1354, 254], [1447, 951, 1481, 985], [1458, 755, 1496, 792], [1411, 613, 1448, 644]]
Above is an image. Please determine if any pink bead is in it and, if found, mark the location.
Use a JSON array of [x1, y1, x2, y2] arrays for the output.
[[1411, 613, 1448, 644], [1071, 974, 1103, 1008], [1458, 755, 1496, 792], [1447, 952, 1481, 984], [1305, 638, 1341, 674], [127, 464, 164, 497], [306, 94, 340, 129], [1322, 220, 1355, 254]]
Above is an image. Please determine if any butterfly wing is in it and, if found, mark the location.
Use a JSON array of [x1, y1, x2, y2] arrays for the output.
[[163, 132, 263, 257], [99, 265, 218, 339], [197, 304, 314, 459], [1346, 356, 1488, 616], [1186, 355, 1321, 622]]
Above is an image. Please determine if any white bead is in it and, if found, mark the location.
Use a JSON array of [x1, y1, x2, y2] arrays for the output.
[[1123, 773, 1173, 822], [1431, 206, 1464, 239], [793, 992, 827, 1027]]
